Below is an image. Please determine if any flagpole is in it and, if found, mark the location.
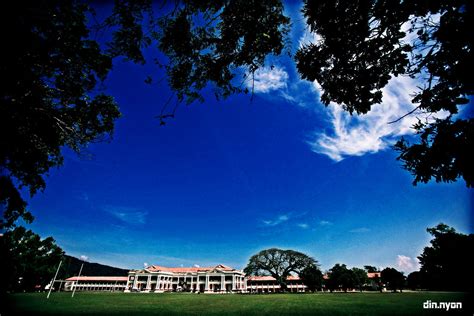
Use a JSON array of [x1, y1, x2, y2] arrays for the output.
[[47, 260, 62, 299], [71, 263, 84, 298]]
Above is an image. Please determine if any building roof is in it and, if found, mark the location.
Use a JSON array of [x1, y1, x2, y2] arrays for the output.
[[367, 272, 381, 279], [247, 275, 301, 281], [65, 276, 128, 282], [145, 264, 235, 273]]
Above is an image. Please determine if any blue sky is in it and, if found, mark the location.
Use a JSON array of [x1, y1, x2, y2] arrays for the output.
[[24, 2, 472, 274]]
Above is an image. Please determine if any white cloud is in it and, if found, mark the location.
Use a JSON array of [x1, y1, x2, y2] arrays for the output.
[[104, 206, 148, 225], [397, 255, 419, 273], [248, 66, 289, 93], [308, 75, 449, 161], [297, 223, 309, 229], [194, 264, 200, 268], [349, 227, 370, 233], [80, 255, 89, 262], [262, 214, 290, 227], [143, 262, 148, 268]]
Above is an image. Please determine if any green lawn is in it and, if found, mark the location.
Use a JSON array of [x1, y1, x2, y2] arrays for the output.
[[3, 292, 471, 316]]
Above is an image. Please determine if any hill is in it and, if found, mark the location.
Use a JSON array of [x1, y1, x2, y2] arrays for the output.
[[62, 255, 128, 278]]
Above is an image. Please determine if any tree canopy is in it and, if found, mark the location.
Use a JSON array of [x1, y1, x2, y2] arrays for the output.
[[418, 223, 474, 291], [381, 267, 405, 292], [244, 248, 317, 291], [299, 264, 323, 292], [295, 0, 472, 187], [0, 1, 120, 228], [326, 263, 356, 292], [0, 226, 64, 292]]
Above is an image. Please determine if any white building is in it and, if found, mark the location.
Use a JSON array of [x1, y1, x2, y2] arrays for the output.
[[64, 276, 128, 292], [125, 264, 247, 293]]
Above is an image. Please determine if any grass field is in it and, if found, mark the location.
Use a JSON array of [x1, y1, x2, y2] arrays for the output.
[[3, 292, 471, 315]]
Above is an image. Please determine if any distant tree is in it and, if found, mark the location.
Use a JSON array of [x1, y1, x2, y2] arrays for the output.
[[0, 1, 121, 228], [296, 0, 473, 187], [418, 223, 474, 291], [326, 264, 355, 292], [364, 266, 378, 273], [352, 267, 368, 292], [381, 267, 405, 292], [244, 248, 317, 292], [1, 227, 64, 292], [300, 264, 323, 292], [406, 271, 422, 290]]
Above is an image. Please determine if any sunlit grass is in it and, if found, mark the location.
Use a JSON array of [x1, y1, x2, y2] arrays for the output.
[[5, 291, 470, 315]]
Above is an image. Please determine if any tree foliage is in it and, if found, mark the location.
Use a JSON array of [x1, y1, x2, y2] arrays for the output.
[[352, 267, 369, 292], [300, 264, 323, 292], [326, 263, 355, 292], [0, 1, 120, 228], [418, 223, 474, 291], [296, 0, 472, 187], [381, 267, 405, 292], [244, 248, 317, 292], [0, 227, 64, 292]]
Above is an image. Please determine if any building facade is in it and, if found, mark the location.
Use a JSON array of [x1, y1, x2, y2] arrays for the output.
[[64, 276, 128, 292], [247, 276, 307, 293], [124, 264, 247, 293]]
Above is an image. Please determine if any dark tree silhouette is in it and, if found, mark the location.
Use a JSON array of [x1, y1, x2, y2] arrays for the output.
[[0, 1, 120, 228], [1, 227, 64, 292], [381, 267, 405, 292], [418, 223, 474, 291], [364, 265, 378, 273], [244, 248, 317, 292], [296, 0, 472, 187], [326, 263, 355, 292], [352, 267, 368, 292], [300, 264, 323, 292]]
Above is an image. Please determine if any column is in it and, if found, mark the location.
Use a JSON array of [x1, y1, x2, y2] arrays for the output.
[[146, 275, 151, 292], [205, 274, 209, 292], [195, 275, 200, 292], [154, 275, 160, 292], [220, 275, 225, 293], [133, 275, 138, 290], [232, 275, 236, 291]]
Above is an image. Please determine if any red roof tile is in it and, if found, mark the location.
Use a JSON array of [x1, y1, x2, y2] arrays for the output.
[[247, 275, 301, 281], [146, 264, 235, 273]]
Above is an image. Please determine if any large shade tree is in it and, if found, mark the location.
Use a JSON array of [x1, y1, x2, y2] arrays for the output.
[[244, 248, 317, 292], [418, 223, 474, 291]]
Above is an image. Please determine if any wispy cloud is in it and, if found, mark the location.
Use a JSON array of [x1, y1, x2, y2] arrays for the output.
[[308, 75, 449, 161], [349, 227, 370, 233], [247, 66, 289, 93], [262, 214, 290, 227], [104, 206, 148, 225], [297, 223, 309, 229], [319, 220, 332, 226], [396, 255, 419, 273]]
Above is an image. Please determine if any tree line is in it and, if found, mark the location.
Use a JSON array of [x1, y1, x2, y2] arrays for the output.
[[2, 223, 471, 293], [243, 223, 473, 293]]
